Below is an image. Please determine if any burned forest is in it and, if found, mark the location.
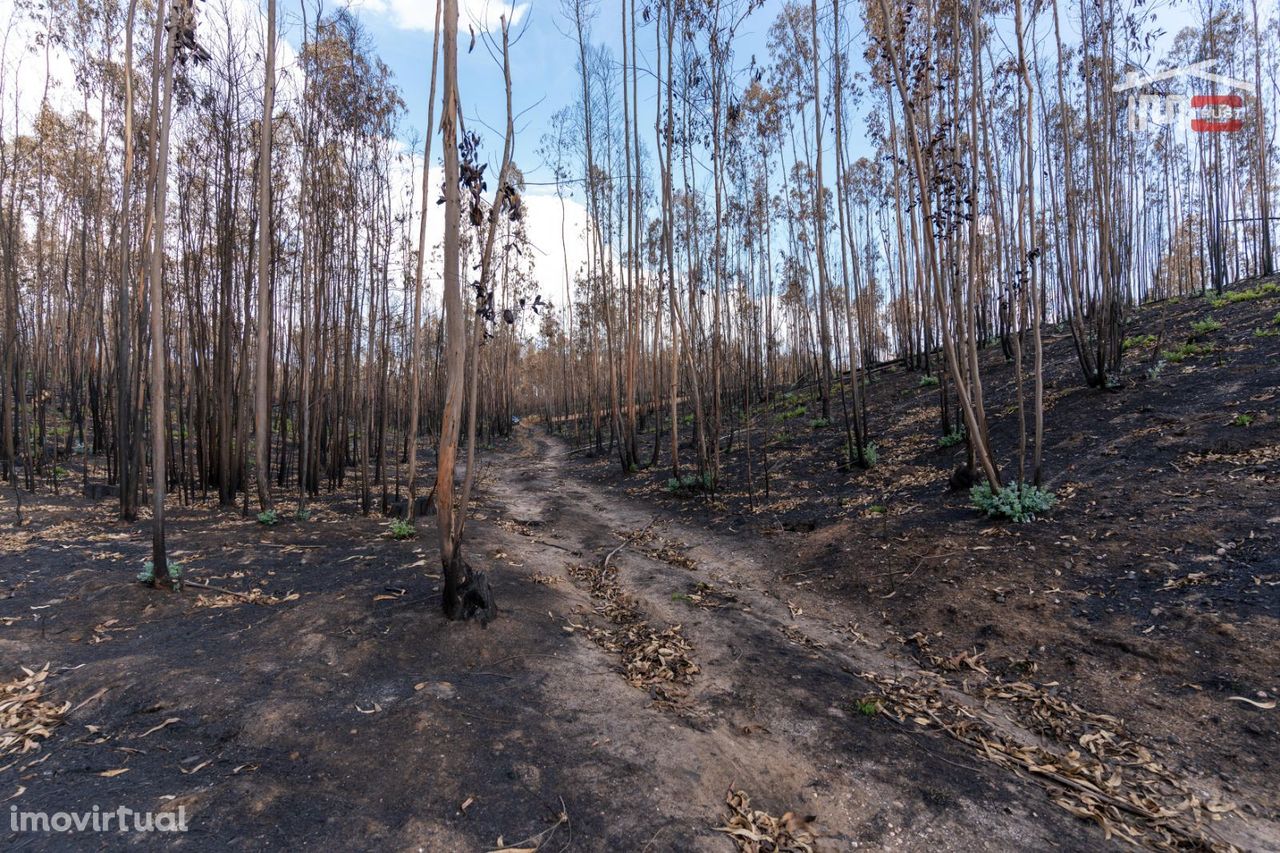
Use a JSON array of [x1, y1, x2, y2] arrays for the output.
[[1, 0, 1278, 849]]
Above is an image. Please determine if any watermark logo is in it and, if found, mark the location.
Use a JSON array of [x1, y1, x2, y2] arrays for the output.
[[1114, 60, 1252, 133], [9, 804, 188, 834]]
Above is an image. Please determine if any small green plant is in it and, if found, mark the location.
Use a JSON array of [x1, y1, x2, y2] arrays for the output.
[[1122, 333, 1157, 351], [809, 417, 830, 429], [778, 403, 807, 420], [257, 509, 279, 526], [52, 466, 69, 478], [1190, 317, 1223, 336], [1253, 326, 1280, 338], [856, 698, 881, 716], [671, 592, 694, 604], [938, 428, 966, 448], [1207, 281, 1279, 308], [665, 472, 714, 494], [867, 504, 887, 515], [970, 482, 1056, 523], [918, 374, 940, 388], [1231, 413, 1255, 427], [680, 413, 695, 426], [295, 507, 311, 521], [387, 519, 415, 539], [138, 560, 182, 590], [860, 442, 879, 466], [1161, 342, 1215, 363]]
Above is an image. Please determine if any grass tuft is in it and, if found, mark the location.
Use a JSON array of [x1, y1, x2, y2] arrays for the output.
[[1207, 281, 1279, 308], [1190, 317, 1223, 336]]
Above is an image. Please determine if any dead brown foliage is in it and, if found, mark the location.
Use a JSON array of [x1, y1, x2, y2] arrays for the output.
[[716, 788, 817, 853], [1, 665, 69, 762]]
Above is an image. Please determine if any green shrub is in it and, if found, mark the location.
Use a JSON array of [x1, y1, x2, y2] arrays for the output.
[[938, 428, 966, 448], [295, 507, 312, 521], [867, 504, 887, 515], [1190, 317, 1223, 336], [918, 374, 940, 388], [778, 403, 807, 420], [1161, 342, 1215, 363], [862, 442, 879, 466], [1122, 333, 1157, 351], [138, 560, 182, 590], [665, 472, 713, 494], [1253, 326, 1280, 338], [257, 509, 279, 526], [52, 466, 69, 478], [970, 482, 1056, 523], [809, 417, 830, 429], [1208, 282, 1279, 308], [1231, 413, 1254, 427], [386, 519, 415, 539]]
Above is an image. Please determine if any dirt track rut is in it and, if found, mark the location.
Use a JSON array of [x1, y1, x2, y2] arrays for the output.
[[474, 427, 1109, 851]]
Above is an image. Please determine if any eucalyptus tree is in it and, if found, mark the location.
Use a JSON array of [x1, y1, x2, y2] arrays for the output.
[[254, 0, 277, 512]]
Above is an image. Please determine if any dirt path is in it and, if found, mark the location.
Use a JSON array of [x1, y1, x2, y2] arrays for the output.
[[476, 425, 1279, 851], [472, 427, 1079, 850], [466, 426, 1251, 851], [2, 425, 1271, 850]]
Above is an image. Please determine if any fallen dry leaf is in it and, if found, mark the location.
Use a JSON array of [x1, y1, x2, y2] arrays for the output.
[[137, 717, 180, 738], [1, 665, 70, 760], [716, 788, 816, 853]]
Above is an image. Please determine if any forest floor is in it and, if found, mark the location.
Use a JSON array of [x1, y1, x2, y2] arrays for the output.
[[1, 281, 1278, 851]]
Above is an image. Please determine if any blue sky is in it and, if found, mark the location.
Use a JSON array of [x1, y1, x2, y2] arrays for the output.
[[336, 0, 794, 190], [0, 0, 1251, 315], [324, 0, 1216, 200], [264, 0, 1228, 311]]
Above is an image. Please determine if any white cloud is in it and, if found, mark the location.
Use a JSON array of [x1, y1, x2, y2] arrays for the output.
[[520, 189, 589, 313], [0, 0, 81, 134], [394, 144, 589, 324], [346, 0, 528, 35], [0, 0, 574, 333], [0, 0, 304, 136]]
